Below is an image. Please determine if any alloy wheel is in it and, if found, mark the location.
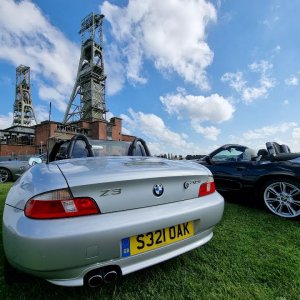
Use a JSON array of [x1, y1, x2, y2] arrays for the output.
[[0, 168, 9, 183], [263, 181, 300, 218]]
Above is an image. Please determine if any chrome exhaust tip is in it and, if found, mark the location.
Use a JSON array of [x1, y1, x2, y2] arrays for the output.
[[103, 270, 118, 283], [87, 274, 103, 288]]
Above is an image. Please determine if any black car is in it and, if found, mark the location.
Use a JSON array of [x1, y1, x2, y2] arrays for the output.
[[199, 142, 300, 219]]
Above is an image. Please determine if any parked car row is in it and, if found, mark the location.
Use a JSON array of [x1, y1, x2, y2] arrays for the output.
[[2, 137, 300, 219], [2, 135, 299, 288]]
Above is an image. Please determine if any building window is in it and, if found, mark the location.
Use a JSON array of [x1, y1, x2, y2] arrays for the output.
[[106, 125, 112, 140]]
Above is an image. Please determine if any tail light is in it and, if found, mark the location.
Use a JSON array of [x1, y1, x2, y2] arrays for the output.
[[198, 177, 216, 197], [24, 189, 100, 219]]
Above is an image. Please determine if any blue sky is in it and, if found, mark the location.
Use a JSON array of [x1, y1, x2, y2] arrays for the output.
[[1, 0, 300, 156]]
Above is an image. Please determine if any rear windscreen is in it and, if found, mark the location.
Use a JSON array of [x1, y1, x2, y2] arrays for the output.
[[91, 140, 130, 156]]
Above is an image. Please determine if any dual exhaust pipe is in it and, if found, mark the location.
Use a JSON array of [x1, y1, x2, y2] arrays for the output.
[[85, 266, 119, 288]]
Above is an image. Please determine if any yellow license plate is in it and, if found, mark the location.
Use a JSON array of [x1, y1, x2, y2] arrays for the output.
[[121, 222, 194, 257]]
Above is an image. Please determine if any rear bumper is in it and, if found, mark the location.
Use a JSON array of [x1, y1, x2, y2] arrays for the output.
[[3, 192, 224, 286]]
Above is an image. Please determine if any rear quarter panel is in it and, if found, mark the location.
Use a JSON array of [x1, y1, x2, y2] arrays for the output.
[[5, 163, 68, 209]]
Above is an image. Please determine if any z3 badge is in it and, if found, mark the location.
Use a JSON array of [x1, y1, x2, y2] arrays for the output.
[[99, 188, 122, 197]]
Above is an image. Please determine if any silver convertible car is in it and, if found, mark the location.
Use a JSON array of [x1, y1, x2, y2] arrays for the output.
[[0, 160, 29, 183], [3, 156, 224, 287]]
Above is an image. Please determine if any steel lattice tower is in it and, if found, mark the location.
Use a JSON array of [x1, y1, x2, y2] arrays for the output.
[[12, 65, 37, 127], [63, 13, 107, 123]]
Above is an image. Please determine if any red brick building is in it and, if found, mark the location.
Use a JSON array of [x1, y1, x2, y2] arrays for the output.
[[0, 117, 135, 157]]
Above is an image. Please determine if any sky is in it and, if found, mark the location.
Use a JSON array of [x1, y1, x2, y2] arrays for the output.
[[1, 0, 300, 156]]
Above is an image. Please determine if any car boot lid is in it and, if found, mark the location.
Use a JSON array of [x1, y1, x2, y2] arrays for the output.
[[54, 156, 213, 213], [55, 156, 211, 185]]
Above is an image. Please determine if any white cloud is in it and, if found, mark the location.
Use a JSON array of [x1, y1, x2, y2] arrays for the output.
[[106, 111, 115, 121], [101, 0, 217, 90], [221, 72, 246, 93], [160, 90, 234, 123], [0, 105, 51, 128], [284, 75, 299, 86], [190, 122, 220, 140], [272, 45, 281, 55], [292, 128, 300, 139], [105, 44, 126, 95], [229, 122, 300, 152], [243, 122, 297, 140], [283, 99, 289, 105], [160, 89, 234, 140], [120, 108, 204, 155], [34, 105, 50, 123], [0, 0, 79, 113], [38, 85, 67, 112], [262, 4, 280, 29], [263, 16, 279, 29], [221, 60, 276, 103], [0, 112, 13, 129]]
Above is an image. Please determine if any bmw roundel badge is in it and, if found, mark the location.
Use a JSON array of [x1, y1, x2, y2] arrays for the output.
[[183, 182, 190, 189], [153, 184, 164, 197]]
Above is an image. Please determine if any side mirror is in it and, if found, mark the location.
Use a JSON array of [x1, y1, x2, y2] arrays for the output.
[[28, 157, 42, 166], [205, 155, 214, 165]]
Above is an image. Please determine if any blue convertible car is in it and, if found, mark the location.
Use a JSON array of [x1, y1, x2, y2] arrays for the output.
[[200, 142, 300, 219]]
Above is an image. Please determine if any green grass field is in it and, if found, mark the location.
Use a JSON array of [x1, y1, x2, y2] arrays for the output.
[[0, 182, 299, 300]]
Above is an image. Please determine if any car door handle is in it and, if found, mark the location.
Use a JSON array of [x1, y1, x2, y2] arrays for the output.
[[236, 166, 246, 171]]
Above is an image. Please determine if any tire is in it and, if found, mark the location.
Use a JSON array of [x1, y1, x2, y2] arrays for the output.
[[260, 178, 300, 219], [0, 168, 11, 183]]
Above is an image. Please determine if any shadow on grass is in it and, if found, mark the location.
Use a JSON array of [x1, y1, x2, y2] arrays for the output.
[[1, 264, 122, 300]]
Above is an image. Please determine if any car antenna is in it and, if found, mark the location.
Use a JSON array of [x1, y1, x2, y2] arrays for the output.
[[46, 102, 51, 164]]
